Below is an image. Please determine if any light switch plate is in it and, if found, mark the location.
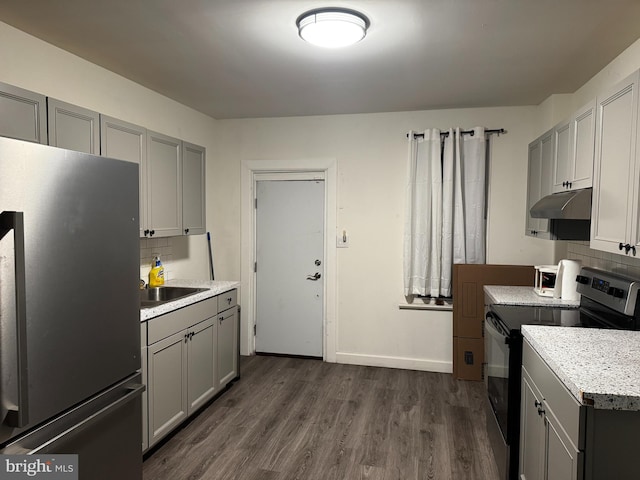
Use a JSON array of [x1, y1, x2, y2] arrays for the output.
[[337, 230, 349, 248]]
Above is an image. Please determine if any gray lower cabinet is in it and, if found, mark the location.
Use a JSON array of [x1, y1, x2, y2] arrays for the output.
[[521, 340, 640, 480], [217, 291, 239, 387], [47, 98, 100, 153], [142, 291, 239, 452], [0, 81, 47, 144]]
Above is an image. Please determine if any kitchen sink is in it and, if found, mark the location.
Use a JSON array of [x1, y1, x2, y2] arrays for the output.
[[140, 286, 208, 309]]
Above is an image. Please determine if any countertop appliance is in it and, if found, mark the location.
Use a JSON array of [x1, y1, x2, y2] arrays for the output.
[[533, 265, 557, 297], [0, 137, 143, 479], [484, 266, 640, 480]]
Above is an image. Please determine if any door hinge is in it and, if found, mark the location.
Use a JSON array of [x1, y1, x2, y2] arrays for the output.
[[254, 262, 257, 273], [253, 324, 256, 336]]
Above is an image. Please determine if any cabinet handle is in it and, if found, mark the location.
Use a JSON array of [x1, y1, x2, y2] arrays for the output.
[[625, 244, 631, 254], [562, 181, 567, 187], [534, 400, 542, 408], [620, 242, 625, 251], [227, 297, 232, 305], [149, 229, 155, 237], [184, 228, 189, 234], [184, 333, 189, 343], [633, 246, 637, 256], [144, 229, 150, 236]]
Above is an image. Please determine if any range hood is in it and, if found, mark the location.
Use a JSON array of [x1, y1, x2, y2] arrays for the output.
[[530, 188, 592, 241], [530, 188, 592, 220]]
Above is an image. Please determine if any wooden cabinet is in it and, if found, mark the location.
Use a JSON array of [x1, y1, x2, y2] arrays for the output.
[[525, 129, 553, 238], [47, 98, 100, 154], [100, 116, 148, 237], [0, 81, 47, 144], [182, 142, 206, 235], [590, 70, 640, 257], [147, 131, 183, 237], [551, 100, 596, 193]]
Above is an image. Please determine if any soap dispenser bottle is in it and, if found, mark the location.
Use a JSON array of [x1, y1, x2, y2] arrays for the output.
[[149, 255, 165, 287]]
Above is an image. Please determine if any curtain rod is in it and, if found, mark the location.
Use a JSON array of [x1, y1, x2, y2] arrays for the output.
[[407, 128, 505, 139]]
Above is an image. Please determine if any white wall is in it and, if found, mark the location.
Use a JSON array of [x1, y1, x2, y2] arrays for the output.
[[0, 21, 216, 282], [215, 106, 556, 370]]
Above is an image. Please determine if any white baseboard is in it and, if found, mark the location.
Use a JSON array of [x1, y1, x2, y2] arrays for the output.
[[334, 352, 453, 373]]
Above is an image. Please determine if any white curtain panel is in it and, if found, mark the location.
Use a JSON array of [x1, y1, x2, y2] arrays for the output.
[[403, 129, 442, 297], [404, 127, 486, 298]]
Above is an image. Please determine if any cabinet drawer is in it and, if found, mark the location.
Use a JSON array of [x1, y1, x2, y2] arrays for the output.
[[523, 341, 584, 449], [147, 297, 218, 345], [217, 289, 237, 313]]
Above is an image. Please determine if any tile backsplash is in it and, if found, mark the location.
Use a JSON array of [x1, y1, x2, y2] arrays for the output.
[[566, 241, 640, 278], [140, 237, 174, 283]]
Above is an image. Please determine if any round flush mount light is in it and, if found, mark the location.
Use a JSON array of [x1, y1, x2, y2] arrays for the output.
[[296, 8, 370, 48]]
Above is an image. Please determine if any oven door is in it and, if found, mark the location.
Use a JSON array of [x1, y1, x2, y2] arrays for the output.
[[484, 310, 513, 479]]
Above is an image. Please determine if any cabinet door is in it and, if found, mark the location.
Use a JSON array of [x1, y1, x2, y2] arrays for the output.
[[218, 307, 238, 388], [526, 130, 552, 238], [101, 116, 148, 237], [147, 131, 182, 237], [148, 331, 188, 447], [546, 411, 581, 480], [591, 70, 640, 254], [0, 81, 47, 144], [526, 140, 543, 236], [552, 119, 572, 193], [520, 373, 545, 480], [182, 142, 206, 235], [141, 345, 148, 452], [187, 318, 217, 414], [47, 98, 100, 154], [571, 100, 596, 191]]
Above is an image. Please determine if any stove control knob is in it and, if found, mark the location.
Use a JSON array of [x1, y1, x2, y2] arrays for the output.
[[613, 287, 625, 298], [576, 275, 589, 285]]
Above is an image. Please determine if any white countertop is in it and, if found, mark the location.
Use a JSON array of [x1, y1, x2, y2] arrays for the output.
[[522, 325, 640, 411], [140, 279, 240, 322], [484, 285, 580, 308]]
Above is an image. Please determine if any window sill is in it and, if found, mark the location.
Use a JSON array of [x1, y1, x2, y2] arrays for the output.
[[399, 298, 453, 312]]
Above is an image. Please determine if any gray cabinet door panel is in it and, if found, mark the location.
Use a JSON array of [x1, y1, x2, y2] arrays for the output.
[[147, 131, 182, 237], [217, 306, 238, 387], [182, 141, 206, 235], [100, 115, 147, 237], [47, 98, 100, 154], [0, 81, 47, 144], [187, 318, 216, 414]]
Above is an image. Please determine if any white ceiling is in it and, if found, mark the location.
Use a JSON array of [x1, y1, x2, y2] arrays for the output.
[[2, 0, 640, 119]]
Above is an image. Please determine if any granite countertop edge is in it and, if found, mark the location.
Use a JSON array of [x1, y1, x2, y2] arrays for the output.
[[522, 325, 640, 411], [484, 285, 580, 308], [140, 279, 240, 322]]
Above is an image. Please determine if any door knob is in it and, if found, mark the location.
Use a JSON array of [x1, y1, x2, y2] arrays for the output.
[[306, 272, 321, 281]]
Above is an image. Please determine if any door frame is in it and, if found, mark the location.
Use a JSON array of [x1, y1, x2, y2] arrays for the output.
[[240, 158, 337, 361]]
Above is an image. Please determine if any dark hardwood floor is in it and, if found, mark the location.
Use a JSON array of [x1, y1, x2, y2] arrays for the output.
[[143, 355, 500, 480]]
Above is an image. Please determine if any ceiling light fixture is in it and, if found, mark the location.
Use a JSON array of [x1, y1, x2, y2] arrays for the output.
[[296, 8, 370, 49]]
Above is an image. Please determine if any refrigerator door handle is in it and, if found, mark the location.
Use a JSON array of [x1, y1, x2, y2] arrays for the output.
[[28, 383, 145, 454], [0, 211, 29, 428]]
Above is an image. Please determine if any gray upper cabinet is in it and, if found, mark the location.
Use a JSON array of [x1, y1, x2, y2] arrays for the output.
[[182, 142, 206, 235], [525, 129, 552, 239], [100, 115, 148, 237], [47, 98, 100, 154], [0, 81, 47, 144], [147, 131, 183, 238]]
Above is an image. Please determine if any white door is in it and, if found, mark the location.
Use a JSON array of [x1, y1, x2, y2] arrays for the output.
[[255, 179, 324, 357]]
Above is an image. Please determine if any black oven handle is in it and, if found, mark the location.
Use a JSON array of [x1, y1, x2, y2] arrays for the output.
[[485, 311, 510, 344]]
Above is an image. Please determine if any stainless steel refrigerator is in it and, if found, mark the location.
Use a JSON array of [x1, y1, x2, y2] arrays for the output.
[[0, 137, 143, 479]]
